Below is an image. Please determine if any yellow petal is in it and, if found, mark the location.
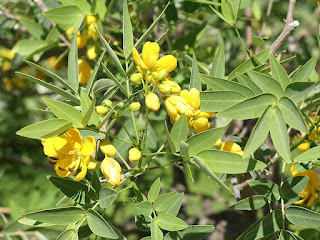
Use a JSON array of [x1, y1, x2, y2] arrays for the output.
[[157, 55, 177, 73], [142, 42, 160, 70], [87, 156, 97, 170], [193, 118, 210, 133], [297, 142, 311, 152], [165, 99, 179, 121], [101, 157, 121, 187], [75, 161, 88, 181], [81, 136, 96, 156], [66, 128, 82, 149], [220, 142, 243, 154], [78, 59, 93, 85], [42, 139, 58, 158], [100, 140, 117, 157], [56, 155, 77, 170], [54, 163, 72, 178]]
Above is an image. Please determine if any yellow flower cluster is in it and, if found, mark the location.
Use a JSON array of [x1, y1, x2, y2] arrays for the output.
[[297, 116, 320, 152], [131, 42, 213, 133], [42, 128, 96, 181], [291, 163, 319, 207]]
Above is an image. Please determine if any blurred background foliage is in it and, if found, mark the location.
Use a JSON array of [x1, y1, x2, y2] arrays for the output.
[[0, 0, 319, 239]]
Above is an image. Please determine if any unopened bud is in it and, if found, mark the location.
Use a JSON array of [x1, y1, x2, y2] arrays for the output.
[[95, 105, 108, 116], [101, 157, 121, 187], [168, 81, 181, 94], [157, 69, 167, 81], [158, 83, 171, 95], [104, 100, 113, 108], [130, 73, 143, 86], [128, 148, 142, 163], [117, 102, 124, 109], [145, 93, 160, 112], [129, 102, 141, 112], [100, 140, 117, 156]]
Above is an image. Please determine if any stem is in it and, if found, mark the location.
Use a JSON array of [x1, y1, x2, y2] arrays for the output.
[[131, 111, 140, 145], [96, 111, 113, 130], [234, 27, 252, 57], [119, 118, 137, 145], [116, 152, 131, 169], [280, 162, 286, 230]]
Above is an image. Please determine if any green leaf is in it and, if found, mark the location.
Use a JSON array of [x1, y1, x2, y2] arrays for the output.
[[91, 170, 101, 195], [101, 63, 128, 97], [68, 36, 79, 92], [136, 201, 153, 216], [229, 0, 240, 22], [23, 207, 84, 225], [200, 91, 246, 112], [135, 215, 151, 232], [151, 219, 163, 240], [200, 74, 254, 97], [237, 210, 283, 240], [209, 6, 229, 25], [285, 82, 315, 103], [91, 0, 107, 21], [86, 209, 118, 239], [19, 19, 45, 39], [192, 156, 234, 196], [157, 214, 188, 231], [236, 73, 262, 95], [279, 230, 299, 240], [196, 150, 267, 174], [165, 121, 176, 153], [16, 118, 72, 140], [48, 176, 97, 205], [92, 78, 116, 94], [217, 94, 277, 119], [247, 71, 284, 97], [60, 0, 91, 14], [123, 0, 133, 60], [228, 48, 270, 80], [24, 60, 74, 93], [94, 25, 126, 78], [180, 141, 191, 163], [252, 36, 265, 46], [15, 72, 80, 104], [56, 229, 78, 240], [86, 50, 106, 94], [292, 58, 317, 82], [42, 98, 83, 128], [279, 97, 308, 133], [164, 193, 184, 216], [133, 2, 170, 54], [270, 107, 290, 162], [170, 114, 188, 152], [186, 127, 225, 156], [12, 39, 47, 56], [249, 180, 280, 201], [43, 6, 82, 25], [221, 0, 234, 25], [190, 53, 202, 91], [164, 225, 214, 240], [285, 206, 320, 228], [210, 40, 225, 78], [148, 178, 161, 203], [231, 196, 267, 210], [270, 54, 290, 89], [80, 92, 100, 126], [294, 146, 320, 162], [154, 192, 177, 213], [99, 188, 118, 208], [243, 105, 271, 158], [281, 176, 309, 199]]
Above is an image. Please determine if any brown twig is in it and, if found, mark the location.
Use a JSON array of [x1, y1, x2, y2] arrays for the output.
[[245, 5, 253, 49], [0, 4, 27, 32], [259, 0, 275, 37], [270, 0, 299, 55]]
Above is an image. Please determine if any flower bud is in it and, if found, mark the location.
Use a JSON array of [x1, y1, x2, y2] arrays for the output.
[[167, 81, 181, 94], [158, 83, 171, 95], [220, 141, 244, 156], [129, 102, 141, 112], [130, 73, 143, 86], [297, 142, 311, 152], [78, 59, 93, 84], [100, 140, 117, 156], [157, 69, 167, 81], [87, 156, 97, 170], [95, 106, 108, 117], [104, 100, 113, 108], [117, 102, 124, 109], [145, 93, 160, 112], [128, 148, 142, 163], [101, 157, 121, 187], [86, 46, 97, 60]]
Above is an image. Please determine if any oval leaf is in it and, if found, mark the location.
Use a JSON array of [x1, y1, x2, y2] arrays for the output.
[[148, 178, 161, 203], [99, 188, 118, 208], [157, 213, 188, 231], [231, 196, 267, 210], [285, 206, 320, 228], [294, 146, 320, 162], [249, 180, 280, 201], [281, 176, 309, 199]]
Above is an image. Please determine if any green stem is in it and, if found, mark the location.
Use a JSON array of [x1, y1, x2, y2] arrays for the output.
[[234, 27, 252, 57], [116, 152, 131, 169], [119, 118, 137, 145], [96, 111, 113, 130], [131, 111, 140, 145], [280, 162, 286, 230]]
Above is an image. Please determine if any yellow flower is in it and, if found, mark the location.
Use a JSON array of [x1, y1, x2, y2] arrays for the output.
[[164, 88, 213, 133], [66, 28, 88, 49], [101, 157, 121, 187], [145, 93, 160, 112], [291, 163, 319, 207], [220, 141, 244, 156], [87, 46, 98, 60], [3, 78, 13, 92], [128, 148, 142, 163], [297, 142, 311, 152], [100, 140, 117, 157], [78, 59, 93, 84], [48, 56, 65, 70], [132, 42, 177, 83], [2, 61, 11, 72], [0, 48, 14, 60], [41, 128, 96, 181]]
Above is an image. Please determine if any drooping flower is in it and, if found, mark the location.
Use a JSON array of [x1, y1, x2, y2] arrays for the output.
[[164, 88, 214, 133], [291, 163, 319, 207], [132, 42, 177, 83], [101, 157, 121, 187], [41, 128, 96, 181], [220, 141, 244, 156]]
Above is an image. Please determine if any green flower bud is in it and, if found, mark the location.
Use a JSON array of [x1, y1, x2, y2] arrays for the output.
[[157, 69, 167, 81], [130, 73, 143, 86], [129, 102, 141, 112], [117, 102, 124, 109], [95, 105, 108, 116], [104, 100, 113, 108]]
